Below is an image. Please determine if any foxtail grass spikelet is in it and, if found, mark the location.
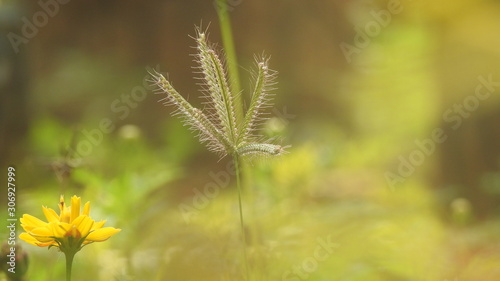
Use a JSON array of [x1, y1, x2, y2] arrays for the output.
[[148, 26, 287, 159], [238, 56, 277, 145]]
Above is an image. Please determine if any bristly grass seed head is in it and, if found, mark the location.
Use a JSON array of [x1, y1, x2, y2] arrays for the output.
[[148, 26, 287, 159]]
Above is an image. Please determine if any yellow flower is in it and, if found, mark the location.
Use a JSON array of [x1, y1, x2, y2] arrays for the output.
[[19, 195, 120, 252]]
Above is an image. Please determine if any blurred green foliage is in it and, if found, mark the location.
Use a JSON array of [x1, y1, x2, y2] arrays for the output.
[[2, 0, 500, 280]]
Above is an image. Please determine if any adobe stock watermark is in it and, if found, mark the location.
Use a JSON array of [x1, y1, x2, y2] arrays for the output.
[[281, 234, 339, 281], [179, 106, 296, 223], [179, 159, 236, 223], [272, 106, 296, 126], [53, 66, 163, 179], [339, 0, 406, 63], [385, 74, 499, 189], [5, 167, 17, 274], [7, 0, 71, 54]]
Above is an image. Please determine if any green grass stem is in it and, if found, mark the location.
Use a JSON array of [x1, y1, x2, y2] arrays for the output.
[[233, 154, 250, 281], [215, 0, 243, 122]]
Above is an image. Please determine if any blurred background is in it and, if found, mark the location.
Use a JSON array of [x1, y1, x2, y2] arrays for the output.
[[1, 0, 500, 280]]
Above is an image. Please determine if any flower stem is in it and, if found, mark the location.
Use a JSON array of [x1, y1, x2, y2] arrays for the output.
[[215, 0, 243, 122], [65, 251, 75, 281], [233, 154, 250, 281]]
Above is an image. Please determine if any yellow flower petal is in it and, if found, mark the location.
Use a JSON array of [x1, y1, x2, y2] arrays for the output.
[[86, 227, 121, 242], [43, 206, 59, 223], [20, 233, 56, 247], [29, 227, 55, 242], [70, 196, 81, 222], [83, 202, 90, 216], [73, 215, 94, 237], [92, 220, 106, 231], [58, 196, 71, 223], [48, 222, 72, 238], [19, 233, 40, 246], [59, 195, 65, 212], [20, 214, 47, 231], [60, 208, 70, 223], [43, 241, 59, 247]]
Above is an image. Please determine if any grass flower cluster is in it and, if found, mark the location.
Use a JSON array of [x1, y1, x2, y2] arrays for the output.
[[148, 27, 287, 159]]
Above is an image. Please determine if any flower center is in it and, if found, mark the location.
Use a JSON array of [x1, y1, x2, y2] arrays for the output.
[[65, 226, 81, 240]]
